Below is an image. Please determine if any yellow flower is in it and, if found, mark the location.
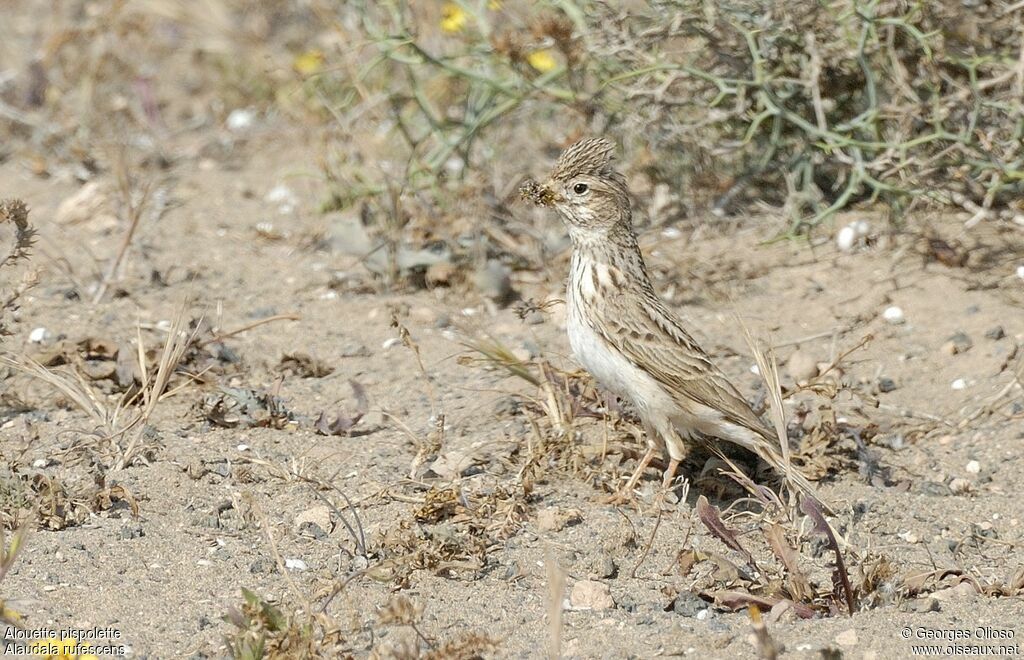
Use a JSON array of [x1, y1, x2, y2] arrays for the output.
[[31, 637, 96, 660], [526, 49, 557, 73], [293, 49, 325, 76], [441, 3, 467, 33]]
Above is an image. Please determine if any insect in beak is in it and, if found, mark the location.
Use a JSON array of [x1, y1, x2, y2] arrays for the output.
[[519, 179, 560, 207]]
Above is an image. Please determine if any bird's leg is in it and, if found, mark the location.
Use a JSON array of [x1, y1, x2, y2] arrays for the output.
[[661, 458, 681, 491], [604, 445, 656, 504]]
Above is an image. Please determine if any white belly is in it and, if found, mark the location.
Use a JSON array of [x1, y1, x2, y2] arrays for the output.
[[566, 300, 675, 418]]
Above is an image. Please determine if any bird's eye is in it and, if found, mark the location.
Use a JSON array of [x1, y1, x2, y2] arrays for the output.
[[572, 183, 589, 195]]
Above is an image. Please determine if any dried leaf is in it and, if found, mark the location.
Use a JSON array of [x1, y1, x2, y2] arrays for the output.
[[696, 495, 758, 571], [801, 497, 855, 615], [764, 523, 814, 601], [707, 591, 816, 619]]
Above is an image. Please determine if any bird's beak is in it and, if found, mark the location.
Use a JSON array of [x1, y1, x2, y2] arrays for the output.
[[519, 179, 561, 207]]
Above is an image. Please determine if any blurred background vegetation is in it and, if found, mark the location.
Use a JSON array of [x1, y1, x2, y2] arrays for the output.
[[2, 0, 1022, 252]]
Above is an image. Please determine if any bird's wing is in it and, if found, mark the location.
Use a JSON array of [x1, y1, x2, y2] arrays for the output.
[[597, 293, 773, 437]]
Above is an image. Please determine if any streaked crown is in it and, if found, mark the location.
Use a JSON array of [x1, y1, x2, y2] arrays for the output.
[[551, 137, 618, 182]]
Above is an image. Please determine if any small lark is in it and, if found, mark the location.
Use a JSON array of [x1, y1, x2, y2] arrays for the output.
[[522, 137, 818, 502]]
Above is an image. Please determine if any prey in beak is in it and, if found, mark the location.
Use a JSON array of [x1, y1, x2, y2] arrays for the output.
[[519, 179, 558, 207]]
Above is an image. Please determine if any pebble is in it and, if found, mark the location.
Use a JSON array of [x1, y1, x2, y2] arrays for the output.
[[1016, 265, 1024, 280], [965, 460, 981, 474], [671, 591, 707, 618], [536, 507, 583, 532], [836, 225, 857, 252], [951, 378, 967, 390], [882, 306, 905, 324], [942, 332, 973, 355], [28, 327, 52, 343], [877, 376, 897, 393], [933, 581, 977, 601], [284, 558, 308, 571], [984, 326, 1006, 340], [596, 556, 617, 579], [294, 505, 332, 537], [901, 597, 940, 613], [226, 107, 256, 131], [835, 628, 858, 647], [569, 580, 615, 610], [264, 184, 298, 214], [948, 478, 972, 494], [786, 349, 819, 384]]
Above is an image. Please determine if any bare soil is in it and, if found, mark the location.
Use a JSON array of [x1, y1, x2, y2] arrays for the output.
[[3, 127, 1023, 659]]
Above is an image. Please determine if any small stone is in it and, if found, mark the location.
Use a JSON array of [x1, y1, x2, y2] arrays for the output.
[[948, 478, 972, 494], [786, 349, 819, 384], [835, 628, 858, 647], [877, 377, 897, 393], [882, 306, 905, 324], [28, 327, 52, 344], [284, 558, 308, 571], [943, 332, 973, 355], [918, 481, 952, 497], [951, 378, 967, 390], [226, 107, 256, 131], [536, 507, 583, 532], [899, 531, 919, 544], [901, 597, 941, 613], [984, 326, 1006, 340], [836, 225, 857, 252], [671, 591, 707, 617], [569, 580, 615, 611], [294, 505, 332, 537], [965, 460, 981, 474], [1016, 265, 1024, 280], [427, 450, 474, 479], [932, 581, 977, 601], [596, 556, 617, 579], [117, 524, 144, 540]]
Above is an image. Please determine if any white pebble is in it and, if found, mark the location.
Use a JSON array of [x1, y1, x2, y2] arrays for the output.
[[226, 108, 256, 132], [32, 458, 47, 468], [381, 337, 402, 350], [661, 227, 683, 239], [236, 443, 249, 451], [951, 378, 967, 390], [749, 364, 760, 376], [882, 306, 905, 324], [853, 220, 870, 236], [1016, 265, 1024, 280], [836, 225, 857, 252], [28, 327, 50, 343], [285, 558, 308, 571], [965, 460, 981, 474]]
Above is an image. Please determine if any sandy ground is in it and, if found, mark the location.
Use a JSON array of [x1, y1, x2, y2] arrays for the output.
[[2, 125, 1023, 659], [0, 4, 1022, 658]]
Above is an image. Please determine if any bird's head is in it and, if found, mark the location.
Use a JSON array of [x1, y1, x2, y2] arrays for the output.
[[521, 137, 632, 244]]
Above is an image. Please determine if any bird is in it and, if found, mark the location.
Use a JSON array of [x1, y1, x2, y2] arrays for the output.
[[521, 136, 821, 504]]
